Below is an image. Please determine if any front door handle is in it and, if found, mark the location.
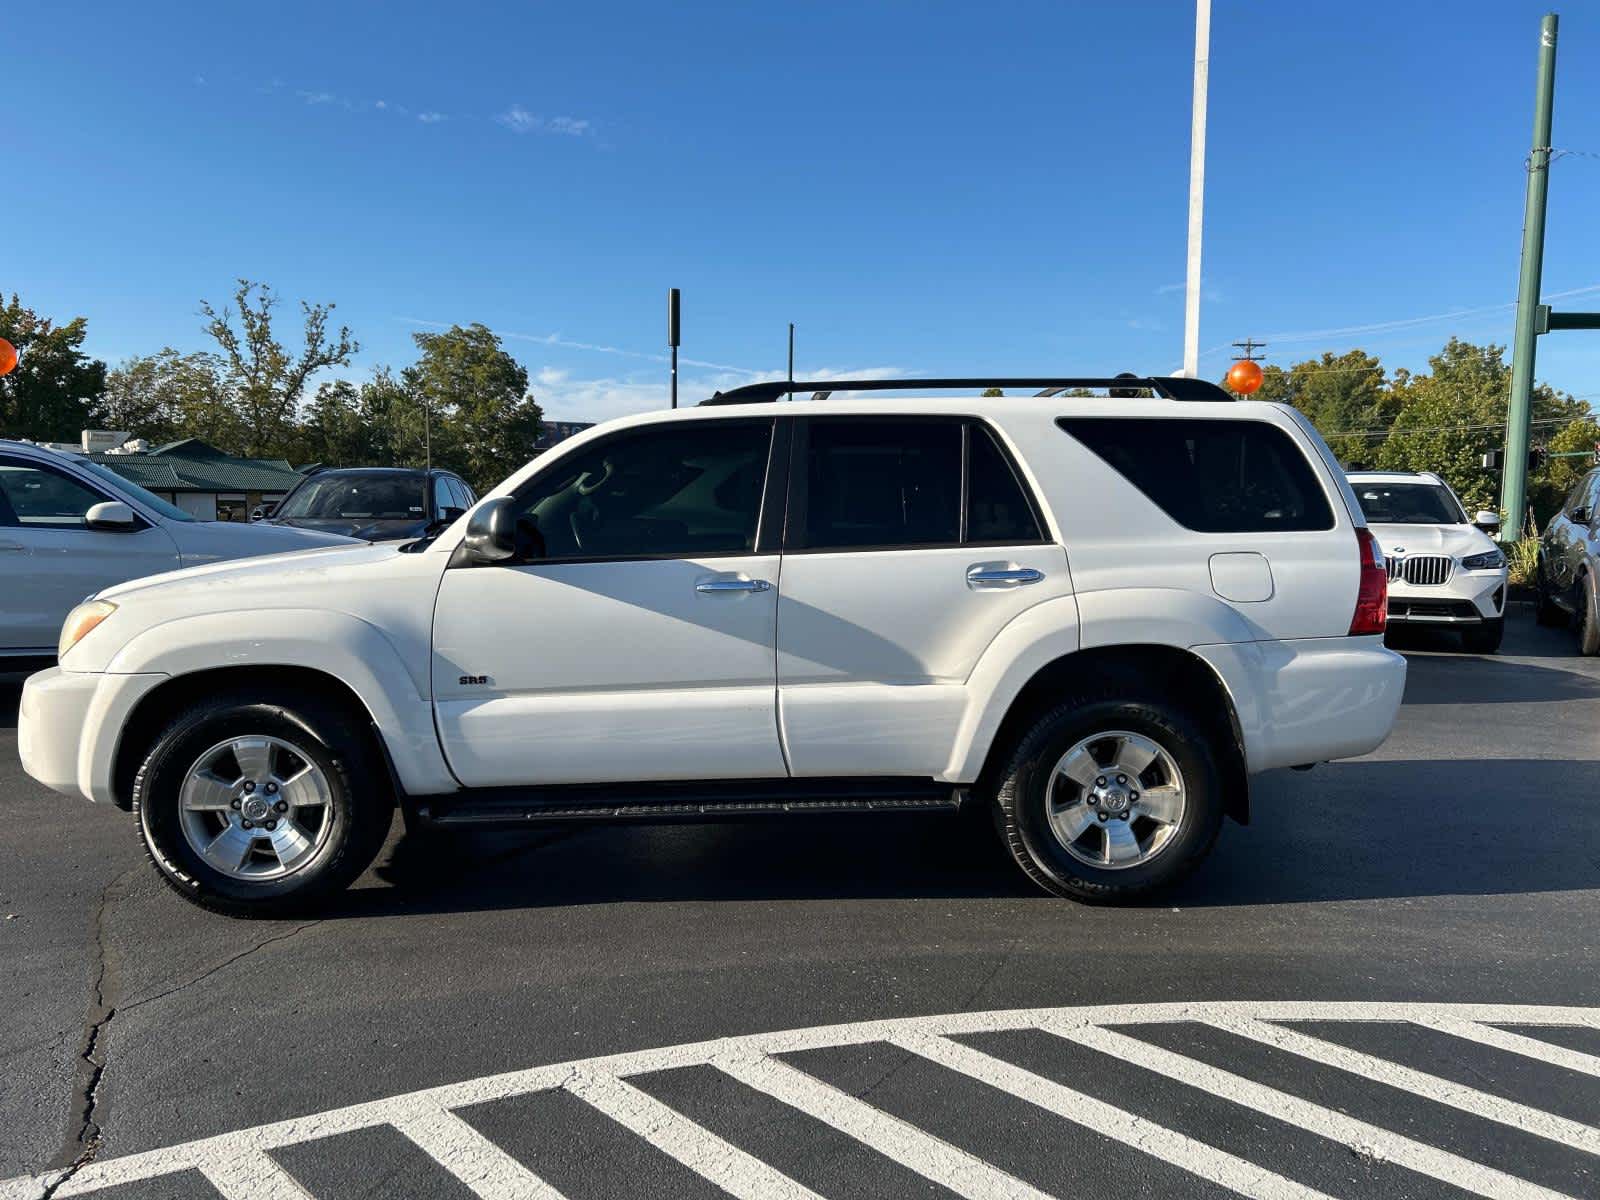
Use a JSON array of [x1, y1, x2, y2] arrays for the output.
[[0, 541, 24, 553], [695, 576, 772, 594], [966, 566, 1044, 588]]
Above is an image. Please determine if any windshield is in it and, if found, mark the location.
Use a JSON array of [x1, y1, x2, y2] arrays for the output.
[[75, 459, 198, 522], [276, 473, 427, 521], [1352, 482, 1466, 524]]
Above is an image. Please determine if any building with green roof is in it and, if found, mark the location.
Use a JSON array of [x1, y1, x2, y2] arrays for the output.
[[87, 438, 305, 522]]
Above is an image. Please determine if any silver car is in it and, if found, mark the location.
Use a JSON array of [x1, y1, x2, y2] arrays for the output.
[[1536, 465, 1600, 654]]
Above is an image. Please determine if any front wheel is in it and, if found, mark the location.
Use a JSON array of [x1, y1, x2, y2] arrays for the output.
[[134, 691, 392, 916], [1461, 617, 1504, 654], [1580, 573, 1600, 657], [991, 697, 1226, 903]]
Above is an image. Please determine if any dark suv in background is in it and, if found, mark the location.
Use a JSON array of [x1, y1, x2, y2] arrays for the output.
[[1538, 465, 1600, 654], [256, 467, 475, 542]]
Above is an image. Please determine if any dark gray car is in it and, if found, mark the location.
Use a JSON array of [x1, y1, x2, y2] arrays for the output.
[[1536, 465, 1600, 654], [258, 467, 475, 542]]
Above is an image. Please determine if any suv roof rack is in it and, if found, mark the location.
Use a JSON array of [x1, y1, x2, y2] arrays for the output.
[[700, 376, 1233, 406]]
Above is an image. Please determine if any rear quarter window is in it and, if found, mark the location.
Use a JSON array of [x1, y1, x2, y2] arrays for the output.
[[1057, 417, 1335, 533]]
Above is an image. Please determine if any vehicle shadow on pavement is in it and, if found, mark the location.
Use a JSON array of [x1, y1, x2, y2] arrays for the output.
[[0, 684, 18, 730], [1171, 754, 1600, 907], [338, 811, 1035, 916], [1398, 652, 1600, 705]]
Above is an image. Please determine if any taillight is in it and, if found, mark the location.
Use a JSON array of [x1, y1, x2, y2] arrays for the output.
[[1349, 527, 1388, 636]]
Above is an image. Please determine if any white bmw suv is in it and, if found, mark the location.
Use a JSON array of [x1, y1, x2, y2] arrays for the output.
[[18, 377, 1406, 915], [1346, 471, 1509, 653]]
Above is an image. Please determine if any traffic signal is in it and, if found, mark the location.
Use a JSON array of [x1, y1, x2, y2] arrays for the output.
[[1529, 446, 1547, 471], [1482, 449, 1503, 469]]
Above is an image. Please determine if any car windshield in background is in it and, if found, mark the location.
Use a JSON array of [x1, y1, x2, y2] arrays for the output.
[[1354, 483, 1465, 524], [277, 475, 426, 521], [75, 459, 197, 522]]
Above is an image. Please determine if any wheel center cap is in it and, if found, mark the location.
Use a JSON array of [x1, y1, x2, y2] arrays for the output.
[[1101, 791, 1128, 814], [241, 796, 271, 822]]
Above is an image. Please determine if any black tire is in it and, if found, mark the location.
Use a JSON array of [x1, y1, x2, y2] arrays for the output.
[[1461, 617, 1504, 654], [133, 690, 392, 917], [1579, 572, 1600, 657], [991, 695, 1226, 904]]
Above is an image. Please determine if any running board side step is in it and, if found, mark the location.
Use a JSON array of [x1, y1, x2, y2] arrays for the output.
[[416, 778, 968, 829]]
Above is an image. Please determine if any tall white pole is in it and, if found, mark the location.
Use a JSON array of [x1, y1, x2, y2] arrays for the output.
[[1183, 0, 1211, 379]]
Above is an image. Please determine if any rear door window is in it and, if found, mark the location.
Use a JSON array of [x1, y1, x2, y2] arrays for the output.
[[967, 423, 1044, 543], [0, 459, 112, 529], [1058, 417, 1334, 533], [794, 419, 962, 550]]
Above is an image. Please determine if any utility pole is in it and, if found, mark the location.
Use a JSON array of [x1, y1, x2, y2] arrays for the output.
[[1501, 12, 1558, 537], [787, 323, 795, 401], [1182, 0, 1211, 379], [1231, 336, 1266, 362], [667, 287, 681, 409]]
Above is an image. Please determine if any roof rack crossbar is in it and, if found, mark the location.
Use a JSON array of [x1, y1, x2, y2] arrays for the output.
[[700, 376, 1232, 406]]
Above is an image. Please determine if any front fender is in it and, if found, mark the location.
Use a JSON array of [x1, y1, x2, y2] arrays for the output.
[[100, 609, 456, 797]]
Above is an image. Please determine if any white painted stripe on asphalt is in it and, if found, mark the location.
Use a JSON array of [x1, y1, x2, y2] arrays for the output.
[[199, 1151, 315, 1200], [1418, 1018, 1600, 1079], [1054, 1022, 1577, 1200], [715, 1050, 1057, 1200], [1210, 1017, 1600, 1156], [392, 1103, 571, 1200], [7, 1003, 1600, 1198], [890, 1030, 1338, 1200], [564, 1070, 826, 1200]]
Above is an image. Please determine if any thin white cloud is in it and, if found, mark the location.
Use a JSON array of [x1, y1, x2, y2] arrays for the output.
[[296, 90, 336, 105], [534, 366, 911, 423], [496, 105, 593, 136], [417, 111, 447, 124]]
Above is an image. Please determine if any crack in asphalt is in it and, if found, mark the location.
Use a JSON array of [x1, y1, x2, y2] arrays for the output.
[[118, 920, 323, 1016], [39, 865, 138, 1199]]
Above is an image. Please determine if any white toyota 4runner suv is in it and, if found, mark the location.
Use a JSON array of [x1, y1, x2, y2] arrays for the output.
[[18, 377, 1405, 915]]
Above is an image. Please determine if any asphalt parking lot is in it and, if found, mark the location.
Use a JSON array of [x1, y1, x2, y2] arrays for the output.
[[2, 612, 1598, 1199]]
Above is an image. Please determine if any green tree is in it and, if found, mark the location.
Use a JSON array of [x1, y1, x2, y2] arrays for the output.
[[1279, 350, 1387, 464], [1373, 338, 1586, 527], [200, 279, 358, 457], [101, 349, 236, 447], [0, 294, 106, 441], [401, 323, 542, 490]]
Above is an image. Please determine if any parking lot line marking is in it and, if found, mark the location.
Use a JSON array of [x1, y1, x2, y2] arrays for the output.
[[199, 1151, 316, 1200], [1052, 1022, 1577, 1200], [889, 1030, 1339, 1200], [1209, 1017, 1600, 1156], [564, 1070, 826, 1200], [8, 1004, 1600, 1199], [392, 1103, 571, 1200], [1417, 1019, 1600, 1079], [714, 1051, 1054, 1200]]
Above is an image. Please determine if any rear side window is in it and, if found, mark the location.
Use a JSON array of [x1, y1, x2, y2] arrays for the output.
[[968, 424, 1043, 543], [1058, 417, 1334, 533], [797, 419, 962, 549]]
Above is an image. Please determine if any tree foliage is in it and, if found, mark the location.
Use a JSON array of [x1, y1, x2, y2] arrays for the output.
[[102, 350, 236, 447], [200, 280, 358, 457], [0, 294, 107, 441]]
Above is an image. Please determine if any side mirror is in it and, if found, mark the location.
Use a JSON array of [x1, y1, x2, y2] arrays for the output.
[[1473, 510, 1500, 534], [462, 497, 532, 564], [251, 502, 277, 522], [85, 501, 138, 531]]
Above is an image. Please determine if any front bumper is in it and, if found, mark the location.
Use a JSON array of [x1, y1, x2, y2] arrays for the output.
[[1386, 570, 1506, 625], [18, 667, 167, 804]]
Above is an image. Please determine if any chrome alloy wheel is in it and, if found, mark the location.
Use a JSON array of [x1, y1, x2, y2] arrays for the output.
[[1045, 730, 1186, 869], [177, 736, 335, 881]]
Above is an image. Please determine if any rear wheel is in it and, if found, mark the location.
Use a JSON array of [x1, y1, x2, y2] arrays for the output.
[[1461, 617, 1504, 654], [134, 691, 392, 916], [991, 696, 1225, 903]]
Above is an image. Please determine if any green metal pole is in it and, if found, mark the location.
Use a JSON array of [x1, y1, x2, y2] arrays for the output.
[[1501, 12, 1559, 537]]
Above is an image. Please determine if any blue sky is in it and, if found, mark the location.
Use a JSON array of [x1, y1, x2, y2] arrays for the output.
[[10, 0, 1600, 422]]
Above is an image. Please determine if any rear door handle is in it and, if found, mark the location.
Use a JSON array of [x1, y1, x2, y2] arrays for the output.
[[966, 566, 1045, 588], [696, 576, 772, 594], [0, 541, 24, 552]]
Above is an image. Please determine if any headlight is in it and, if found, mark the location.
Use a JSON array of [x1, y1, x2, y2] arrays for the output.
[[1460, 550, 1505, 571], [59, 600, 118, 659]]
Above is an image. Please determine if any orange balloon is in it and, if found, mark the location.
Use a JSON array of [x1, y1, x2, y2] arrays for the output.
[[1226, 360, 1264, 394], [0, 338, 16, 378]]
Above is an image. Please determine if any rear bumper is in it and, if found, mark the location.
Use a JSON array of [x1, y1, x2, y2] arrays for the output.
[[1196, 636, 1406, 773], [18, 667, 166, 804]]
